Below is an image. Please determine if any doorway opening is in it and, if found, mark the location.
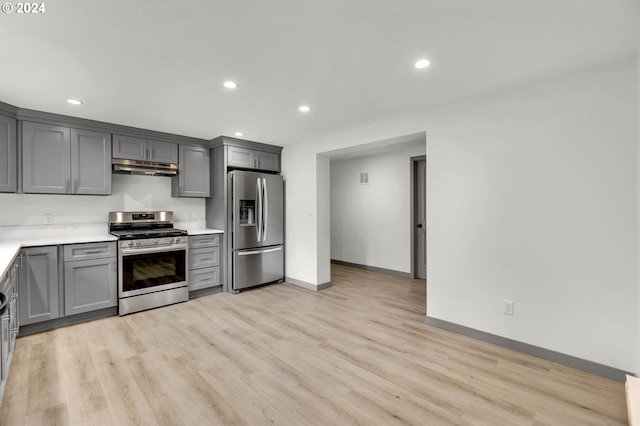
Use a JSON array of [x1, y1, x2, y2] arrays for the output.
[[321, 132, 427, 309], [411, 156, 426, 280]]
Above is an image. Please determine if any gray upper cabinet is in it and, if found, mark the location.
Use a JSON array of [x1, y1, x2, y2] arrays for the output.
[[18, 246, 59, 326], [255, 151, 280, 172], [112, 135, 146, 161], [71, 129, 112, 195], [0, 115, 16, 193], [22, 122, 71, 194], [22, 122, 111, 195], [227, 146, 255, 169], [113, 135, 178, 163], [227, 146, 280, 172], [172, 145, 210, 197], [148, 140, 178, 163]]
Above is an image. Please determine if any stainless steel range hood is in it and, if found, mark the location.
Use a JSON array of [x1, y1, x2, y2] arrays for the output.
[[112, 158, 178, 176]]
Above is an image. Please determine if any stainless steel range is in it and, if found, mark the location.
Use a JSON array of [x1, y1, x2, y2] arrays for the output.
[[109, 211, 188, 315]]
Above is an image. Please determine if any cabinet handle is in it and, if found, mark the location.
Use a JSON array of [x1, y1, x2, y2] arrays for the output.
[[84, 250, 103, 255], [199, 257, 212, 261], [73, 180, 78, 194], [199, 277, 213, 282], [180, 186, 184, 195], [66, 180, 70, 193], [17, 254, 22, 269], [149, 147, 154, 159]]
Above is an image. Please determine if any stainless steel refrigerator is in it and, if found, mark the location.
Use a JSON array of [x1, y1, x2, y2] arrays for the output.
[[228, 170, 284, 291]]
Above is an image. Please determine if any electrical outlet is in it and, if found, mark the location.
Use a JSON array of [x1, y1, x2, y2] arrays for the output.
[[44, 214, 53, 225], [503, 299, 514, 315]]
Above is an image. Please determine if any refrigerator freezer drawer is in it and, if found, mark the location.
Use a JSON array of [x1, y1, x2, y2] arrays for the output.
[[233, 246, 284, 290]]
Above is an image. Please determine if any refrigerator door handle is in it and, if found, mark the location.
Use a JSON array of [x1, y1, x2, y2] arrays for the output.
[[262, 178, 268, 241], [237, 247, 282, 256], [256, 178, 262, 243]]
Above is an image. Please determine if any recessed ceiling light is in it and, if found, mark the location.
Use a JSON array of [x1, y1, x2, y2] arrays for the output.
[[224, 81, 238, 89], [234, 132, 243, 137], [415, 59, 430, 69], [67, 99, 83, 105], [299, 105, 310, 113]]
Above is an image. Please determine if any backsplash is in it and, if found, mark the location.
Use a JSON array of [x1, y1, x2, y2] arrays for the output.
[[0, 174, 206, 227]]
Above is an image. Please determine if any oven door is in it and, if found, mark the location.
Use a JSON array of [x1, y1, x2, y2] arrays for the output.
[[119, 245, 187, 298]]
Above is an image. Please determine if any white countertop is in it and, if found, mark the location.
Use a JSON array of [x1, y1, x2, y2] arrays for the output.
[[0, 225, 223, 280], [185, 228, 224, 236]]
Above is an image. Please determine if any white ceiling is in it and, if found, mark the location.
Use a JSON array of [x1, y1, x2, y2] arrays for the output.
[[0, 0, 637, 146]]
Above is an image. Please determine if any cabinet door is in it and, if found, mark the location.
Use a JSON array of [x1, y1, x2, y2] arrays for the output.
[[71, 129, 112, 195], [0, 312, 8, 382], [227, 146, 255, 169], [173, 145, 210, 197], [22, 122, 71, 194], [148, 140, 178, 163], [18, 247, 59, 325], [255, 151, 280, 172], [112, 135, 147, 161], [64, 257, 117, 316], [0, 115, 16, 193]]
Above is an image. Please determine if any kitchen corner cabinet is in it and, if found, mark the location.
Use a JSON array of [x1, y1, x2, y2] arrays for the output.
[[172, 144, 210, 197], [22, 122, 111, 195], [113, 135, 178, 163], [18, 246, 59, 326], [188, 234, 221, 291], [227, 146, 280, 172], [0, 114, 17, 193], [63, 242, 117, 316]]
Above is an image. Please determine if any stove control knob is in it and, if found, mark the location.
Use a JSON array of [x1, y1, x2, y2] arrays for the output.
[[128, 241, 134, 248], [168, 238, 174, 244], [135, 240, 141, 246], [175, 237, 181, 244], [153, 239, 159, 244]]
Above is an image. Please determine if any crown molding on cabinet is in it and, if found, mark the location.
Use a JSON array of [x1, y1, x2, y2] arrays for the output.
[[16, 107, 209, 147], [0, 101, 19, 118], [210, 136, 283, 154]]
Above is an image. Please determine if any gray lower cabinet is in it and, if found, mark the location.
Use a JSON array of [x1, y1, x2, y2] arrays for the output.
[[18, 246, 59, 326], [1, 256, 19, 405], [188, 234, 221, 291], [22, 122, 111, 195], [0, 114, 17, 193], [227, 146, 280, 172], [113, 135, 178, 163], [172, 144, 210, 197], [64, 253, 117, 316]]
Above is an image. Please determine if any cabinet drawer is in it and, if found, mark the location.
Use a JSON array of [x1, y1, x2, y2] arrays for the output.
[[64, 242, 116, 261], [189, 267, 220, 291], [189, 234, 220, 249], [189, 247, 219, 269]]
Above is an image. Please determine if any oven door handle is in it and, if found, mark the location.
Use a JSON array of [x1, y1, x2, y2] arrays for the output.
[[121, 245, 187, 255]]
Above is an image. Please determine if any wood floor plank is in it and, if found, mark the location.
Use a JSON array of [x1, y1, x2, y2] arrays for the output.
[[0, 264, 628, 425]]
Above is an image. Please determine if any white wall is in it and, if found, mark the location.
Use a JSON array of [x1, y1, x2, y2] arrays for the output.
[[636, 48, 640, 375], [0, 174, 205, 226], [282, 57, 638, 372], [330, 142, 425, 273]]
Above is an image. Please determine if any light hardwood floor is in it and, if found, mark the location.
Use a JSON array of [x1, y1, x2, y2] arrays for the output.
[[0, 264, 627, 425]]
